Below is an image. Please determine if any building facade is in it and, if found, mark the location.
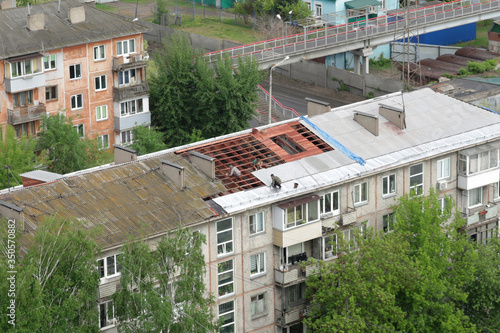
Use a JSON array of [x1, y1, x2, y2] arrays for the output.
[[0, 0, 150, 147]]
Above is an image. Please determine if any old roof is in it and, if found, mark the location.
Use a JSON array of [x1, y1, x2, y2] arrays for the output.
[[0, 0, 150, 59]]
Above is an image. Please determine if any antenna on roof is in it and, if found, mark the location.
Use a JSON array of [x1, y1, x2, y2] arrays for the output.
[[133, 0, 139, 21], [58, 0, 61, 12]]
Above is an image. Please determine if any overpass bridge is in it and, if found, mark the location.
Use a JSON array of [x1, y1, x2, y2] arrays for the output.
[[205, 0, 500, 71]]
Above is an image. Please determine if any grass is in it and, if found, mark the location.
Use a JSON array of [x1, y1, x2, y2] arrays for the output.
[[95, 3, 119, 12], [454, 19, 492, 48], [176, 18, 264, 44]]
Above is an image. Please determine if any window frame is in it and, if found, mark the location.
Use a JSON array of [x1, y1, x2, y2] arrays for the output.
[[69, 64, 82, 80], [73, 123, 84, 138], [96, 105, 108, 121], [437, 157, 450, 180], [97, 254, 121, 279], [118, 69, 137, 86], [116, 39, 136, 57], [217, 218, 233, 256], [250, 252, 266, 276], [382, 213, 395, 233], [382, 174, 396, 197], [320, 190, 340, 215], [315, 2, 322, 16], [218, 259, 234, 298], [98, 134, 110, 150], [249, 212, 264, 235], [219, 300, 235, 332], [93, 45, 106, 61], [323, 234, 337, 259], [468, 187, 483, 208], [70, 93, 83, 110], [120, 98, 144, 117], [250, 293, 266, 317], [284, 200, 319, 229], [121, 130, 132, 144], [13, 90, 34, 107], [99, 300, 115, 328], [45, 85, 58, 101], [409, 163, 424, 195], [43, 54, 56, 71], [95, 75, 107, 91], [354, 181, 368, 205]]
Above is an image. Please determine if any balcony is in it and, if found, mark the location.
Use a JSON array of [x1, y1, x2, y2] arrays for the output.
[[114, 112, 151, 131], [458, 168, 500, 191], [275, 303, 310, 327], [112, 52, 148, 71], [340, 209, 357, 226], [273, 220, 322, 248], [8, 104, 46, 125], [5, 71, 46, 93], [113, 82, 149, 102], [464, 203, 498, 226]]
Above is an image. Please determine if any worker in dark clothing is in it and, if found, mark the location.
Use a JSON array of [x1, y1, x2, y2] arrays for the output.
[[270, 174, 282, 189]]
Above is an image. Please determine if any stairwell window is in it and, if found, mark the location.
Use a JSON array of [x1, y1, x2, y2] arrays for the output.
[[250, 253, 265, 276], [251, 293, 266, 316], [70, 94, 83, 110], [382, 174, 396, 197], [45, 85, 58, 101], [409, 163, 423, 195], [218, 260, 234, 297], [95, 75, 107, 91], [437, 158, 450, 180], [217, 218, 233, 256], [219, 301, 235, 332], [249, 212, 264, 235], [354, 182, 368, 205]]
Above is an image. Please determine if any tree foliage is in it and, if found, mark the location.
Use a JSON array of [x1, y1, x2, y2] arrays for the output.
[[37, 115, 112, 174], [236, 0, 311, 21], [127, 126, 167, 156], [113, 227, 219, 332], [0, 126, 47, 189], [148, 33, 264, 148], [0, 216, 101, 332]]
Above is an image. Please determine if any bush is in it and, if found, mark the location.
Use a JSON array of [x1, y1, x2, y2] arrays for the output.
[[365, 91, 374, 99], [338, 81, 350, 92], [467, 59, 498, 74], [458, 68, 469, 76], [441, 73, 454, 79], [369, 54, 391, 67]]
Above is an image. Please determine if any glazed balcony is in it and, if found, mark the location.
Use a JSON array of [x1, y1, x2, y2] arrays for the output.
[[8, 104, 46, 125], [5, 71, 46, 94]]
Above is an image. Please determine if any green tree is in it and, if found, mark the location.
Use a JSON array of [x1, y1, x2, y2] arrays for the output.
[[148, 33, 263, 148], [0, 125, 47, 189], [37, 115, 112, 174], [113, 227, 219, 332], [0, 216, 101, 331], [127, 126, 167, 155]]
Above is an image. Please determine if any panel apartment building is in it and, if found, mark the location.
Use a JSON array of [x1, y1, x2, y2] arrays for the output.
[[0, 0, 150, 147], [1, 88, 499, 333]]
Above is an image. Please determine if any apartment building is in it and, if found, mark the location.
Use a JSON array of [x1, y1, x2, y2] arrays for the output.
[[1, 88, 499, 332], [0, 0, 150, 147]]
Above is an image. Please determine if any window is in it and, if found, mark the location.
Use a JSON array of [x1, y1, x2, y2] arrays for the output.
[[305, 0, 312, 10], [251, 294, 266, 316], [217, 218, 233, 256], [249, 212, 264, 234], [285, 283, 304, 305], [437, 158, 450, 180], [120, 98, 144, 116], [354, 182, 368, 205], [320, 191, 339, 215], [250, 253, 265, 276], [286, 243, 306, 265], [96, 105, 108, 121], [69, 64, 81, 80], [73, 124, 84, 138], [468, 187, 482, 208], [382, 174, 396, 196], [383, 213, 395, 233], [95, 75, 107, 91], [218, 260, 234, 297], [343, 225, 364, 251], [494, 182, 500, 200], [14, 122, 36, 138], [97, 254, 121, 278], [70, 94, 83, 110], [285, 200, 319, 228], [439, 197, 448, 215], [117, 39, 136, 56], [45, 85, 57, 101], [409, 163, 424, 195], [43, 54, 56, 70], [118, 69, 136, 86], [12, 90, 33, 107], [323, 235, 337, 259], [94, 45, 105, 61], [219, 301, 235, 333], [315, 2, 322, 16], [459, 149, 499, 175], [99, 301, 115, 328], [121, 130, 132, 144], [98, 134, 110, 150], [10, 58, 39, 78]]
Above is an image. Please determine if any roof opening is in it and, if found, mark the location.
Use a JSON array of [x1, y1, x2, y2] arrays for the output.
[[271, 134, 305, 155], [292, 123, 333, 153]]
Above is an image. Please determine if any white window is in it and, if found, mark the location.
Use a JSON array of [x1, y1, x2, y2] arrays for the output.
[[468, 187, 482, 208], [250, 253, 265, 276], [71, 94, 83, 110], [43, 54, 56, 70], [45, 85, 58, 101], [251, 294, 266, 316], [409, 163, 423, 195], [320, 191, 339, 215], [98, 134, 110, 150], [382, 174, 396, 196], [494, 181, 500, 200], [121, 130, 132, 144], [217, 218, 233, 256], [285, 200, 319, 229], [219, 301, 235, 332], [73, 124, 84, 138], [97, 254, 121, 278], [10, 59, 38, 78], [459, 149, 499, 175], [118, 69, 136, 86], [383, 213, 395, 233], [249, 212, 264, 234], [218, 260, 234, 297], [120, 98, 144, 117], [439, 197, 448, 215], [94, 45, 105, 61], [69, 64, 81, 80], [95, 75, 107, 91], [323, 235, 337, 259], [315, 2, 322, 16], [305, 0, 312, 10], [96, 105, 108, 121], [99, 300, 115, 328], [354, 182, 368, 205], [437, 158, 450, 180], [117, 39, 136, 56]]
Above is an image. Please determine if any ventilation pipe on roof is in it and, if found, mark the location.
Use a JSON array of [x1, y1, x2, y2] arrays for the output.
[[354, 111, 379, 136], [19, 170, 61, 187], [379, 104, 406, 130], [69, 6, 85, 24], [306, 97, 331, 117], [190, 151, 215, 179], [27, 12, 45, 31], [114, 145, 137, 165], [160, 160, 185, 189], [0, 200, 24, 232]]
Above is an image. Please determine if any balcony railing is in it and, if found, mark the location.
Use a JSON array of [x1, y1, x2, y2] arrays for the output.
[[275, 303, 309, 326], [8, 104, 46, 125], [464, 203, 498, 226], [112, 52, 149, 71], [113, 82, 149, 101]]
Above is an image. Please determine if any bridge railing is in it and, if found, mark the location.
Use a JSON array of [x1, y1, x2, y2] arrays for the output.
[[205, 0, 500, 65]]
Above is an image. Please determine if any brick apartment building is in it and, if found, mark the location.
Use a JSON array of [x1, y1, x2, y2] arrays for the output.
[[0, 0, 150, 147]]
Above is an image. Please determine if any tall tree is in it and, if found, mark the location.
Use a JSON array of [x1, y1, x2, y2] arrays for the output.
[[113, 227, 219, 332], [37, 115, 112, 174], [148, 33, 263, 148], [0, 125, 47, 189], [127, 126, 167, 156]]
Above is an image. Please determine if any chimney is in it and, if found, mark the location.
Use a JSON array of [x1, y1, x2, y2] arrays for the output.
[[379, 103, 406, 130], [19, 170, 62, 187], [114, 145, 137, 165], [27, 13, 45, 31], [160, 160, 185, 189], [0, 0, 16, 9], [353, 111, 379, 136], [0, 200, 24, 232], [69, 6, 85, 24], [306, 97, 331, 117], [190, 151, 215, 179]]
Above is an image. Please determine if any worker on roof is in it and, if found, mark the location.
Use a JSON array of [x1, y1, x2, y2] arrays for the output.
[[227, 165, 241, 177], [270, 174, 281, 189], [252, 158, 264, 171]]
